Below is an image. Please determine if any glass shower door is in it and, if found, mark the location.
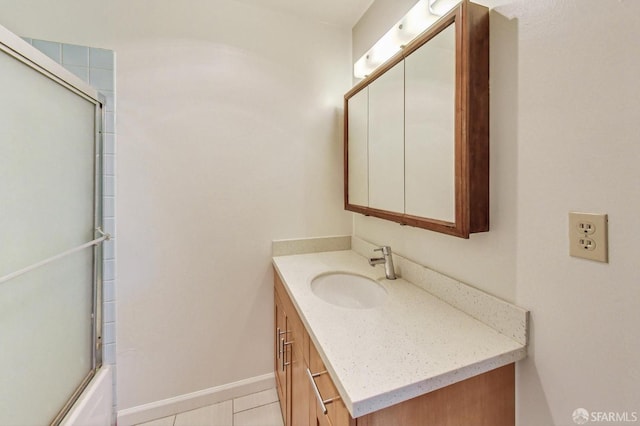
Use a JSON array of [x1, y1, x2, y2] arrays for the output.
[[0, 31, 103, 425]]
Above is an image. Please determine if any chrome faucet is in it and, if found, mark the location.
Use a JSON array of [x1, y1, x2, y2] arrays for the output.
[[368, 246, 397, 280]]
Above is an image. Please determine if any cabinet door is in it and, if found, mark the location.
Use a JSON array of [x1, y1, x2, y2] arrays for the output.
[[405, 23, 456, 222], [347, 87, 369, 207], [368, 60, 405, 213], [289, 308, 310, 426], [274, 291, 289, 425]]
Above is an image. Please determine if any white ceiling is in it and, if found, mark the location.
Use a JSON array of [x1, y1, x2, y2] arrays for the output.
[[232, 0, 375, 28]]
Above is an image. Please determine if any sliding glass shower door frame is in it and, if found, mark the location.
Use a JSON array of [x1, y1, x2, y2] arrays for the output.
[[0, 25, 106, 426], [52, 93, 106, 426]]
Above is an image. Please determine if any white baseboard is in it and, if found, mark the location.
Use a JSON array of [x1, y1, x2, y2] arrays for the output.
[[117, 372, 275, 426]]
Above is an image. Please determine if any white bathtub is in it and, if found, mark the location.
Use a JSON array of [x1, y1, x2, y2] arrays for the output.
[[61, 366, 113, 426]]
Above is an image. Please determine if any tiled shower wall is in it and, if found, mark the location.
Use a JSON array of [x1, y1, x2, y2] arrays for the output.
[[25, 38, 117, 416]]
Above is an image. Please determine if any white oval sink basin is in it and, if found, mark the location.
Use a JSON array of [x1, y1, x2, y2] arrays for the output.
[[310, 272, 387, 309]]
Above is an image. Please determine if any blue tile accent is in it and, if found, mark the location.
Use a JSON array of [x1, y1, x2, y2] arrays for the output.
[[90, 47, 114, 69], [104, 112, 115, 133], [104, 133, 116, 154], [64, 65, 89, 82], [32, 39, 61, 63], [101, 91, 115, 113], [90, 68, 114, 91], [62, 44, 89, 67]]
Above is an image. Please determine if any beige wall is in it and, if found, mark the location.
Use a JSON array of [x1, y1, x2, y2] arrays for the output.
[[353, 1, 640, 425], [0, 0, 352, 411]]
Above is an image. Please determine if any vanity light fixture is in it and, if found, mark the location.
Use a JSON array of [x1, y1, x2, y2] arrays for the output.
[[353, 0, 461, 78]]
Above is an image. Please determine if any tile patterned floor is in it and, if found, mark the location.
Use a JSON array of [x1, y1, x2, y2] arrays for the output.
[[137, 388, 284, 426]]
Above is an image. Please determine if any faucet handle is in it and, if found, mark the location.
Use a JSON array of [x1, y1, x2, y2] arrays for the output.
[[374, 246, 391, 255]]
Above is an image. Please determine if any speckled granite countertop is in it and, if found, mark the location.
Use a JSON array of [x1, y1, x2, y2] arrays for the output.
[[272, 249, 527, 418]]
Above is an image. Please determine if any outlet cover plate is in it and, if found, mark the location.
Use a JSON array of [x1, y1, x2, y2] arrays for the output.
[[569, 212, 608, 262]]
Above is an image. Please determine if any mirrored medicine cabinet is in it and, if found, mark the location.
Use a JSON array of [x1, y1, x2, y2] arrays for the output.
[[344, 0, 489, 238]]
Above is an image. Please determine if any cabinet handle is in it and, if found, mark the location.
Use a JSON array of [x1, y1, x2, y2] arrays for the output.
[[276, 328, 291, 359], [281, 339, 293, 371], [306, 368, 341, 415]]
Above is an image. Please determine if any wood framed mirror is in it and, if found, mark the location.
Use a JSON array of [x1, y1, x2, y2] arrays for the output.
[[344, 0, 489, 238]]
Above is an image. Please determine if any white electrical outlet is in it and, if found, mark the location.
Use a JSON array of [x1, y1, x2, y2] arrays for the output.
[[569, 212, 608, 262]]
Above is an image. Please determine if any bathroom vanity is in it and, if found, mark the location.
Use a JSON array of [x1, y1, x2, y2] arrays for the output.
[[272, 238, 528, 426]]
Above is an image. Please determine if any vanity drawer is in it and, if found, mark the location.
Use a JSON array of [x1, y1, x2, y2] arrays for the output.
[[308, 340, 353, 426]]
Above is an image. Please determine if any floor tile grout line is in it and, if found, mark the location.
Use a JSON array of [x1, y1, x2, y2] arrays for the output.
[[136, 389, 280, 426], [233, 400, 280, 415]]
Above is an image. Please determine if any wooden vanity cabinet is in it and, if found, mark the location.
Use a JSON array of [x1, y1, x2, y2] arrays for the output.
[[275, 271, 352, 426], [354, 365, 515, 426], [274, 271, 515, 426], [274, 273, 310, 426], [274, 290, 288, 423]]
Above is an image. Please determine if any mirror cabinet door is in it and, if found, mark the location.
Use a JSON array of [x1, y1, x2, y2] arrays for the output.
[[347, 87, 369, 207], [368, 60, 405, 213], [404, 23, 456, 223]]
